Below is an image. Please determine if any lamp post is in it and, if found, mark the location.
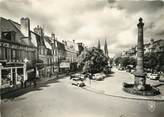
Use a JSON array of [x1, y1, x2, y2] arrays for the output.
[[57, 54, 60, 79], [23, 58, 28, 87]]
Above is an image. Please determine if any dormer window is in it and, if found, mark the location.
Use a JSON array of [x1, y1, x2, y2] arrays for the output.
[[1, 31, 16, 42]]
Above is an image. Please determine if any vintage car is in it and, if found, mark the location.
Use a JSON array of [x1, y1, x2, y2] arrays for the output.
[[70, 73, 87, 87], [70, 73, 86, 81], [146, 73, 160, 80], [92, 73, 106, 81]]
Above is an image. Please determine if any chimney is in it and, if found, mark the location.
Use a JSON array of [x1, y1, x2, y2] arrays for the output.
[[20, 17, 30, 37], [150, 38, 154, 44], [51, 33, 55, 40], [34, 25, 44, 37]]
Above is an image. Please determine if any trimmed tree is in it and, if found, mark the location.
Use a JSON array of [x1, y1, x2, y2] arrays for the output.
[[77, 47, 108, 74]]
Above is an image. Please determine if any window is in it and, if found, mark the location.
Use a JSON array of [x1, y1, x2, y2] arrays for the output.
[[1, 31, 16, 41], [17, 50, 20, 61], [4, 47, 7, 60], [7, 48, 11, 60], [41, 48, 44, 55], [0, 47, 3, 60], [11, 49, 16, 60]]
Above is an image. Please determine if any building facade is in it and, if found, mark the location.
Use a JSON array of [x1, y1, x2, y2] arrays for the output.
[[77, 42, 84, 56], [121, 38, 164, 71], [33, 26, 54, 77], [62, 40, 78, 72], [0, 17, 37, 88]]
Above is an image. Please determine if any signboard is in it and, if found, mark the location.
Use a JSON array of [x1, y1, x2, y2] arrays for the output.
[[60, 62, 70, 68], [27, 69, 34, 73]]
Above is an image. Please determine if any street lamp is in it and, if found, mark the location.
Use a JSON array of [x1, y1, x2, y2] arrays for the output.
[[56, 54, 60, 79], [23, 58, 28, 85]]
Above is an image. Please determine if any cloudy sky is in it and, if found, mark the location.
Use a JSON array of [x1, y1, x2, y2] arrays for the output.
[[0, 0, 164, 57]]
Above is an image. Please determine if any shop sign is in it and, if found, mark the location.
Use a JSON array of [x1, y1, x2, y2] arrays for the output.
[[60, 62, 70, 68]]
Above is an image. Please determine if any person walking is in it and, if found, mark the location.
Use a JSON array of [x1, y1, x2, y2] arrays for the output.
[[33, 66, 39, 88]]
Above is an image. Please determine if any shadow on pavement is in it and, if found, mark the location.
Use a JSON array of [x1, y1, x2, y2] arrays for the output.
[[152, 83, 164, 88], [105, 71, 115, 77], [1, 79, 60, 100]]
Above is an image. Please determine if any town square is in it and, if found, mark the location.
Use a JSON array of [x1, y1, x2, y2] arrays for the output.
[[0, 0, 164, 117]]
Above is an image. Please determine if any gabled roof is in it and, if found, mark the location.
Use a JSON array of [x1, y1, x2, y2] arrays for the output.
[[0, 17, 36, 48], [30, 31, 45, 47], [9, 19, 21, 30], [44, 36, 52, 49]]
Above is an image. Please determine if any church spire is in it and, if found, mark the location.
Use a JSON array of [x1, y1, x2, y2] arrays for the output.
[[104, 39, 108, 57], [97, 40, 101, 49]]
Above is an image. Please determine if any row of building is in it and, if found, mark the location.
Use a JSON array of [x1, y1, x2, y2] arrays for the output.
[[120, 38, 164, 71], [121, 38, 164, 57], [0, 17, 85, 88]]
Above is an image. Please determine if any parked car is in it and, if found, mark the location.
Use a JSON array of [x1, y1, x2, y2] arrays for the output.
[[72, 81, 86, 87], [146, 73, 160, 80], [130, 69, 135, 74], [92, 73, 106, 81], [118, 67, 124, 71], [70, 73, 86, 87], [70, 73, 86, 81]]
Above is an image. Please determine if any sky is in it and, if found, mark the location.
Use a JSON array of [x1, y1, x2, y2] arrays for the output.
[[0, 0, 164, 57]]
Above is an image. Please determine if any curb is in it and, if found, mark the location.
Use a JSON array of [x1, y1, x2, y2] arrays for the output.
[[1, 74, 67, 97], [82, 86, 164, 102]]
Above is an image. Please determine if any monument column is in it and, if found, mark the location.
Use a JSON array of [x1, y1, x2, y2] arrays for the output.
[[123, 17, 160, 96], [134, 17, 146, 91]]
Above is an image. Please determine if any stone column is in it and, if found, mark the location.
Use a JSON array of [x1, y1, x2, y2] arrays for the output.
[[134, 17, 146, 91]]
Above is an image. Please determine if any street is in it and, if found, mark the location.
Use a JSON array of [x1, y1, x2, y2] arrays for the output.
[[1, 70, 164, 117], [1, 1, 164, 117]]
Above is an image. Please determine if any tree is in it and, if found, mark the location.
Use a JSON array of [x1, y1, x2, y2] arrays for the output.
[[128, 57, 137, 67], [114, 56, 136, 68], [158, 53, 164, 72], [77, 47, 108, 74], [120, 57, 129, 68], [121, 57, 136, 68], [114, 57, 122, 66], [144, 52, 158, 72]]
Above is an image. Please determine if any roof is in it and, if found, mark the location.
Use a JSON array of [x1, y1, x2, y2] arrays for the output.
[[57, 40, 65, 51], [44, 36, 52, 49], [8, 19, 21, 30], [30, 31, 39, 47], [0, 17, 36, 48]]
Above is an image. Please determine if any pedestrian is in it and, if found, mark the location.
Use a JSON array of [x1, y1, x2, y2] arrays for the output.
[[33, 66, 38, 88]]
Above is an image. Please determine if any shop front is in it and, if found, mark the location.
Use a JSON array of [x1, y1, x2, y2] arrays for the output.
[[59, 61, 70, 73], [0, 62, 24, 89]]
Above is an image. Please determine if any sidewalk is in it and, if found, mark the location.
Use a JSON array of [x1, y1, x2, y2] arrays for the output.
[[0, 73, 67, 97], [83, 68, 164, 101]]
